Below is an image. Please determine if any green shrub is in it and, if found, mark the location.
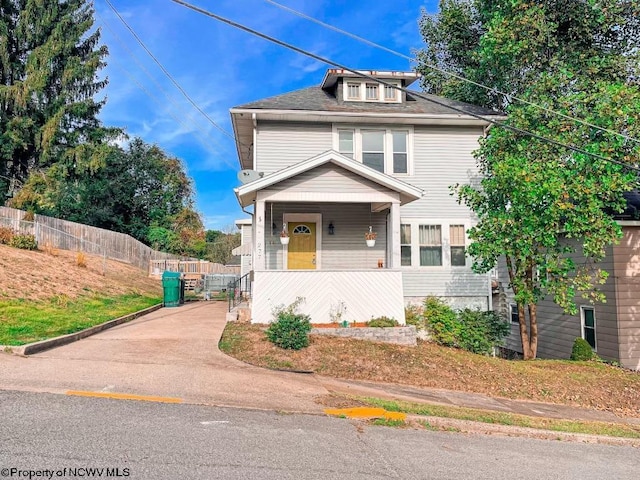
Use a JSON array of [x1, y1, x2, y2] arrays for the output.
[[367, 316, 399, 327], [423, 296, 458, 346], [0, 227, 15, 245], [570, 338, 598, 361], [266, 297, 311, 350], [9, 233, 37, 250], [456, 309, 510, 355], [404, 304, 424, 329]]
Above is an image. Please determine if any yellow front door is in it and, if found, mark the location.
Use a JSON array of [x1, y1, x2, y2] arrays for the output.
[[287, 222, 316, 269]]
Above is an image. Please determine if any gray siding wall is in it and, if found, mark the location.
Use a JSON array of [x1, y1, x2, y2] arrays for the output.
[[613, 226, 640, 370], [500, 245, 620, 362], [256, 121, 333, 174], [264, 202, 387, 271]]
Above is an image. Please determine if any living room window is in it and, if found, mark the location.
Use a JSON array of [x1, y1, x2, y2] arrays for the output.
[[335, 127, 412, 175], [419, 225, 442, 266]]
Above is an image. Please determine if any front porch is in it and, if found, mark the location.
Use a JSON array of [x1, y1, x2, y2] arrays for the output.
[[234, 151, 424, 324], [251, 269, 405, 324]]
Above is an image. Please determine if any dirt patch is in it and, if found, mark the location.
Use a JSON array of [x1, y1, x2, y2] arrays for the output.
[[0, 244, 161, 301], [221, 321, 640, 418]]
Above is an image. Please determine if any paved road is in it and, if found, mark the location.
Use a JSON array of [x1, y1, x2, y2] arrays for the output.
[[1, 390, 638, 480]]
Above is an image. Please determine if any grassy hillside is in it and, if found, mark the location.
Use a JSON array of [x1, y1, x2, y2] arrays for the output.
[[0, 244, 162, 345]]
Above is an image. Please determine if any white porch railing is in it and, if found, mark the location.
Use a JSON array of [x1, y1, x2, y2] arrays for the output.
[[251, 269, 406, 324]]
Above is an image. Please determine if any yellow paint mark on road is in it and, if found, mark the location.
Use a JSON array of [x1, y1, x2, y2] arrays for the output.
[[66, 390, 182, 404], [324, 407, 407, 421]]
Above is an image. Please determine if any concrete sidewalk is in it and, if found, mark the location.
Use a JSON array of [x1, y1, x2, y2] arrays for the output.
[[1, 301, 638, 428]]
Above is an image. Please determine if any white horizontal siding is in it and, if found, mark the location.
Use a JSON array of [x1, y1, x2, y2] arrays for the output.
[[402, 270, 489, 309], [251, 270, 405, 324], [240, 225, 252, 278], [400, 126, 484, 219], [256, 121, 333, 174]]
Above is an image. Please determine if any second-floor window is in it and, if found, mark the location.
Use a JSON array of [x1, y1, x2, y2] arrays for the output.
[[335, 127, 411, 175]]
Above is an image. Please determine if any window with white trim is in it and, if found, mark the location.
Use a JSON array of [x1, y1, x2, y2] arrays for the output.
[[581, 306, 597, 350], [400, 224, 412, 266], [335, 127, 411, 175], [347, 83, 360, 100], [342, 80, 401, 103], [449, 225, 466, 266], [365, 83, 379, 100], [384, 84, 398, 101], [510, 304, 519, 324], [419, 225, 442, 266]]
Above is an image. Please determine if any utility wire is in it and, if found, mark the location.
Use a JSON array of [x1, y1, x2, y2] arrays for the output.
[[96, 10, 235, 162], [104, 0, 246, 152], [171, 0, 640, 175], [265, 0, 640, 145]]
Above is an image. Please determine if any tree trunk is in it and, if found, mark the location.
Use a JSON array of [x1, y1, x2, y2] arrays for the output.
[[517, 303, 534, 359], [527, 303, 538, 359]]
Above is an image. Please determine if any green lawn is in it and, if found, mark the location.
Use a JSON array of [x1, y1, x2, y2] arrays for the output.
[[0, 294, 161, 345]]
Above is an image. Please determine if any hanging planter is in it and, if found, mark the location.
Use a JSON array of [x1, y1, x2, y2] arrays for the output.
[[365, 226, 377, 248], [280, 226, 290, 245]]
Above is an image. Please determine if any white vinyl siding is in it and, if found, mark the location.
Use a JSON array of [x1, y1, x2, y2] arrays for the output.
[[419, 225, 442, 266], [256, 121, 333, 174]]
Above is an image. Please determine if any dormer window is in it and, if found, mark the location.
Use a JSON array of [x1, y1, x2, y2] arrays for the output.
[[342, 80, 401, 103], [347, 83, 360, 100], [366, 83, 379, 100]]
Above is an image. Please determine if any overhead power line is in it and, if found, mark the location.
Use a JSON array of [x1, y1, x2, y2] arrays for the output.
[[265, 0, 640, 146], [96, 10, 234, 161], [104, 0, 242, 151], [171, 0, 640, 175]]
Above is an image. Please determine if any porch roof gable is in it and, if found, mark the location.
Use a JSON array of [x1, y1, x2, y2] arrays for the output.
[[234, 150, 424, 207]]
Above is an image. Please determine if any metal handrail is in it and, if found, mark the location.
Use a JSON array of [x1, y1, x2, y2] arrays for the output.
[[228, 272, 252, 312]]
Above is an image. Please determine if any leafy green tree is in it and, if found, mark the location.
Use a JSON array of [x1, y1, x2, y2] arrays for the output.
[[206, 228, 240, 265], [1, 0, 117, 201], [419, 0, 640, 358]]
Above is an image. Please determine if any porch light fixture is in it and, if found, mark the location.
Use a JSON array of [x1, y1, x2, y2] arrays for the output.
[[328, 222, 335, 235]]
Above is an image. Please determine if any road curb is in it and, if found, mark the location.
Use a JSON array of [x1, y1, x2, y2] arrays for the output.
[[7, 304, 163, 356]]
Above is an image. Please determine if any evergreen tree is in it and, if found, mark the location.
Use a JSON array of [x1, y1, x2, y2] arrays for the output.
[[0, 0, 116, 202]]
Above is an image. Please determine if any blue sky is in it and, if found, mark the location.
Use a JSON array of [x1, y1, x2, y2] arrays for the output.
[[95, 0, 437, 231]]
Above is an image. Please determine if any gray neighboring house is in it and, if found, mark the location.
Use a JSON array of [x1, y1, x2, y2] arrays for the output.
[[497, 218, 640, 371], [230, 69, 502, 325]]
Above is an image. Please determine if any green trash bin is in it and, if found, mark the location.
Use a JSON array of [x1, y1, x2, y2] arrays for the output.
[[162, 271, 181, 307]]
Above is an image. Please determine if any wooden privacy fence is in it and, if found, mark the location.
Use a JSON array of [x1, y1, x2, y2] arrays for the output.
[[149, 260, 240, 277], [0, 206, 184, 271]]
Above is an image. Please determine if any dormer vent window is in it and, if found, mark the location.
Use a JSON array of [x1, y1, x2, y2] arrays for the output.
[[343, 79, 402, 103]]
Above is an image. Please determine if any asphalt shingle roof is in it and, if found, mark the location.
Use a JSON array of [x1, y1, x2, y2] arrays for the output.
[[234, 85, 501, 117]]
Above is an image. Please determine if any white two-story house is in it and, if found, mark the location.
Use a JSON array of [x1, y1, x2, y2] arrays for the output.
[[231, 69, 503, 324]]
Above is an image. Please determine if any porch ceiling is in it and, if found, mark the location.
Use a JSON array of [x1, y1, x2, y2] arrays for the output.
[[234, 150, 424, 208]]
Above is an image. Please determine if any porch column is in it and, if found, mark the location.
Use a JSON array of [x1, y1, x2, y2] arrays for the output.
[[389, 201, 401, 268], [254, 199, 266, 270]]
